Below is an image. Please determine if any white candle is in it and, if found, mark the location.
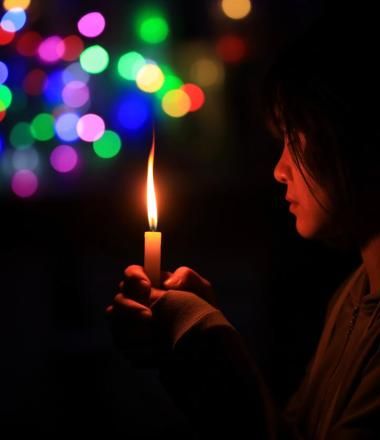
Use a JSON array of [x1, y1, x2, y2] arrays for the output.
[[144, 132, 162, 287]]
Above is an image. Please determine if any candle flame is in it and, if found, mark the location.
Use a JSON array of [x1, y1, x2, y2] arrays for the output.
[[147, 133, 158, 231]]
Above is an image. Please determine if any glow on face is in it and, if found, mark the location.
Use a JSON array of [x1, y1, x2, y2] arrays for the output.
[[76, 113, 105, 142]]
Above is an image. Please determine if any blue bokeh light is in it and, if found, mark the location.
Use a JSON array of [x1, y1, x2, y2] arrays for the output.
[[116, 91, 151, 132]]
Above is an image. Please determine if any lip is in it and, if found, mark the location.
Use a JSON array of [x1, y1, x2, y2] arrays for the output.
[[285, 197, 298, 204]]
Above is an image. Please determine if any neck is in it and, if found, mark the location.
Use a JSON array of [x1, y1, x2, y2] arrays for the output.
[[361, 233, 380, 295]]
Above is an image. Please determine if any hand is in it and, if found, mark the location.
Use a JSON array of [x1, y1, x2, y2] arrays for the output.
[[106, 265, 165, 366], [163, 266, 217, 306]]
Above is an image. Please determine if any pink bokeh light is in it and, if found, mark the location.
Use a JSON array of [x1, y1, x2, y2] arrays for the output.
[[38, 36, 65, 63], [11, 169, 39, 198], [77, 12, 106, 38], [50, 145, 78, 173], [76, 113, 105, 142], [62, 81, 89, 108]]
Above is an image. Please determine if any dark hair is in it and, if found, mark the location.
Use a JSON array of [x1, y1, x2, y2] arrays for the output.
[[261, 13, 380, 247]]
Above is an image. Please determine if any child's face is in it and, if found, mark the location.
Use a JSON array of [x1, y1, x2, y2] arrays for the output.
[[273, 134, 332, 239]]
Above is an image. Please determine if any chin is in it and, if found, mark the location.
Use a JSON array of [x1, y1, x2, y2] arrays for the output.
[[295, 218, 325, 240]]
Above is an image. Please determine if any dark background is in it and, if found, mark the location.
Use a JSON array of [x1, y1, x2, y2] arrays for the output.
[[0, 0, 360, 437]]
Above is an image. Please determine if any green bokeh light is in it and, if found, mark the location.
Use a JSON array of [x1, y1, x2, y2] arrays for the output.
[[117, 51, 146, 80], [31, 113, 55, 141], [0, 84, 13, 111], [80, 45, 110, 74], [93, 130, 121, 159], [156, 73, 183, 99], [137, 10, 169, 44], [10, 122, 33, 149]]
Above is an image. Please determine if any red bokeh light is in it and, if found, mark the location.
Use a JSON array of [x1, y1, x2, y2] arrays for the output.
[[216, 35, 247, 63], [0, 109, 6, 122], [0, 28, 15, 46], [23, 69, 47, 95], [60, 35, 84, 62], [181, 83, 205, 112], [16, 31, 42, 56]]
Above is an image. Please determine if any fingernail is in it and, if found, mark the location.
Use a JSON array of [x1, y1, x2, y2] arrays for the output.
[[164, 277, 176, 287]]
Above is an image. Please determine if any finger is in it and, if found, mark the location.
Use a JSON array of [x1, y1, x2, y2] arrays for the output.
[[124, 265, 150, 284], [164, 266, 209, 289], [113, 292, 151, 314], [123, 265, 151, 304], [160, 271, 173, 285]]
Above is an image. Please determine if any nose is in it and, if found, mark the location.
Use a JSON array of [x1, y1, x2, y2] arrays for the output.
[[273, 146, 292, 184]]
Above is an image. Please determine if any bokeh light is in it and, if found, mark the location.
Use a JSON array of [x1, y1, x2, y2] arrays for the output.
[[0, 135, 4, 153], [55, 112, 79, 142], [156, 67, 183, 99], [216, 35, 247, 63], [93, 130, 121, 159], [0, 109, 6, 122], [22, 69, 47, 95], [62, 62, 90, 84], [9, 122, 33, 149], [76, 113, 105, 142], [136, 63, 164, 93], [50, 145, 78, 173], [116, 92, 150, 131], [190, 58, 224, 87], [12, 148, 39, 170], [117, 51, 146, 81], [221, 0, 252, 20], [0, 84, 12, 110], [181, 83, 205, 112], [80, 45, 109, 74], [16, 31, 42, 56], [1, 8, 27, 32], [30, 113, 55, 141], [60, 35, 84, 62], [11, 169, 38, 197], [4, 0, 31, 10], [43, 70, 64, 104], [0, 61, 9, 84], [8, 87, 26, 112], [77, 12, 106, 38], [62, 80, 90, 108], [162, 89, 191, 118], [0, 27, 15, 45], [137, 10, 169, 44], [38, 36, 65, 63]]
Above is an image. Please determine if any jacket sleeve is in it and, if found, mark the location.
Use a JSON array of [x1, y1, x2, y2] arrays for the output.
[[151, 290, 297, 439], [326, 345, 380, 439]]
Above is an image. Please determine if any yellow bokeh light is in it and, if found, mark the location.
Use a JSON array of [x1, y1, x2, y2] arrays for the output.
[[221, 0, 252, 20], [162, 89, 191, 118], [3, 0, 31, 10], [190, 58, 224, 87], [136, 64, 164, 93]]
